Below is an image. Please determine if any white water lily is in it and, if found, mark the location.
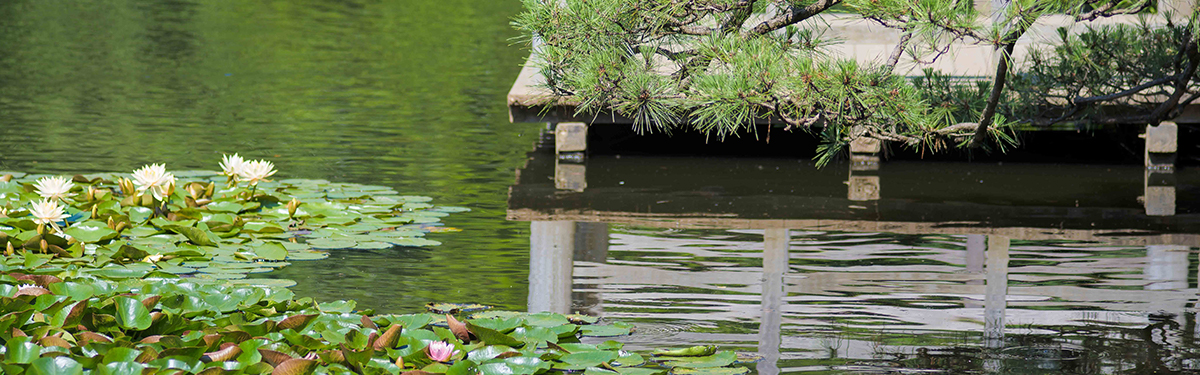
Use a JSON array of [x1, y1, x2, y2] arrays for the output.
[[131, 164, 177, 201], [34, 176, 75, 201], [237, 160, 278, 186], [220, 153, 247, 178], [29, 198, 68, 226]]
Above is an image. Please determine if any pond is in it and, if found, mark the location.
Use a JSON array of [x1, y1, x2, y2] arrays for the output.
[[2, 1, 1199, 374]]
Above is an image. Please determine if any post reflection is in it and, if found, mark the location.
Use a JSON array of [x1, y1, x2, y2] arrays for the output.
[[510, 150, 1200, 373]]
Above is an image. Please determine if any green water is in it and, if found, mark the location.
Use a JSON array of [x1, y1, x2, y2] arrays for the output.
[[6, 1, 1200, 373], [0, 0, 543, 312]]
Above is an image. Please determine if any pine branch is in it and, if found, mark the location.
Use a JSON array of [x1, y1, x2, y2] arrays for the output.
[[744, 0, 842, 37]]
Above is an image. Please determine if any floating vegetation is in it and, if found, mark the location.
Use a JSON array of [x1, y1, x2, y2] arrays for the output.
[[0, 269, 750, 375], [0, 158, 750, 374], [0, 156, 467, 285]]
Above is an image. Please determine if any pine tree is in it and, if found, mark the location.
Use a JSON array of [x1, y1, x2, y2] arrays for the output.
[[513, 0, 1199, 164]]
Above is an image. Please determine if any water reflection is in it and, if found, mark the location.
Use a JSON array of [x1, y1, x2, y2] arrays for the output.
[[510, 148, 1200, 373]]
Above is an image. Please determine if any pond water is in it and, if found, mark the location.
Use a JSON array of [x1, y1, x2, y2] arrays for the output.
[[2, 1, 1200, 374]]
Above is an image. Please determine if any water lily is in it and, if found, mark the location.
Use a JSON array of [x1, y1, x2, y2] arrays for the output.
[[34, 176, 75, 201], [131, 164, 177, 201], [29, 198, 68, 228], [220, 154, 247, 179], [237, 160, 277, 186], [425, 341, 457, 362]]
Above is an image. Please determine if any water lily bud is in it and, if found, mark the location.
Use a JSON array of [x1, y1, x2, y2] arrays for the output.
[[4, 242, 12, 256], [205, 183, 215, 198], [0, 174, 10, 182], [107, 217, 116, 230], [165, 181, 176, 199], [36, 224, 45, 235], [91, 204, 98, 219], [114, 222, 127, 233], [39, 239, 47, 253], [186, 183, 203, 200], [195, 198, 212, 207], [118, 178, 135, 196], [287, 198, 301, 218], [86, 186, 95, 201]]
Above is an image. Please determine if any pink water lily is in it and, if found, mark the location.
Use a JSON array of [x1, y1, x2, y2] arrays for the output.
[[425, 341, 457, 362]]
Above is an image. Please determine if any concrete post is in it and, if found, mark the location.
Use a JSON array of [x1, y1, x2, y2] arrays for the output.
[[555, 122, 588, 154], [529, 221, 576, 314], [758, 229, 789, 375]]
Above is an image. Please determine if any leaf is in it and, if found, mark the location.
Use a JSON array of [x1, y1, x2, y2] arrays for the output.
[[200, 345, 243, 362], [654, 346, 717, 357], [63, 222, 119, 243], [669, 367, 750, 375], [465, 321, 523, 347], [114, 296, 152, 330], [26, 356, 83, 375], [272, 358, 318, 375], [163, 225, 219, 246], [258, 349, 294, 367], [374, 324, 403, 351], [254, 242, 288, 261], [95, 362, 148, 375], [277, 314, 319, 331], [661, 351, 736, 369], [446, 314, 471, 342], [581, 322, 634, 337]]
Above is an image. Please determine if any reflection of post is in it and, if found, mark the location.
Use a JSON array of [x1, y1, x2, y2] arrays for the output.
[[983, 236, 1009, 374], [529, 221, 575, 314], [758, 228, 789, 375], [984, 236, 1010, 348], [1143, 169, 1176, 216], [573, 223, 609, 316], [848, 131, 881, 201], [555, 160, 587, 192], [1145, 245, 1189, 319], [964, 235, 986, 308]]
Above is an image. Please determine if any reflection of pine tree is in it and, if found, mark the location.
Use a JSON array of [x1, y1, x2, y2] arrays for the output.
[[514, 0, 1199, 165]]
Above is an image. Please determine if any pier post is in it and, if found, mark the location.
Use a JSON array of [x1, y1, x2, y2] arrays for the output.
[[556, 122, 588, 155], [1144, 122, 1178, 169]]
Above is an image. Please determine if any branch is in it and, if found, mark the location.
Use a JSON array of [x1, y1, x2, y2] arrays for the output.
[[1074, 0, 1153, 22], [744, 0, 842, 37], [971, 42, 1016, 148], [1148, 38, 1200, 121], [1071, 75, 1178, 104], [884, 29, 913, 74]]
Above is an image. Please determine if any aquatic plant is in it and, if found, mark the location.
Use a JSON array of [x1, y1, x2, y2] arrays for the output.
[[0, 158, 751, 375], [0, 156, 462, 285]]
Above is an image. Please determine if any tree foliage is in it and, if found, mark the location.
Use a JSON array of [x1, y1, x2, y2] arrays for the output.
[[514, 0, 1200, 164]]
